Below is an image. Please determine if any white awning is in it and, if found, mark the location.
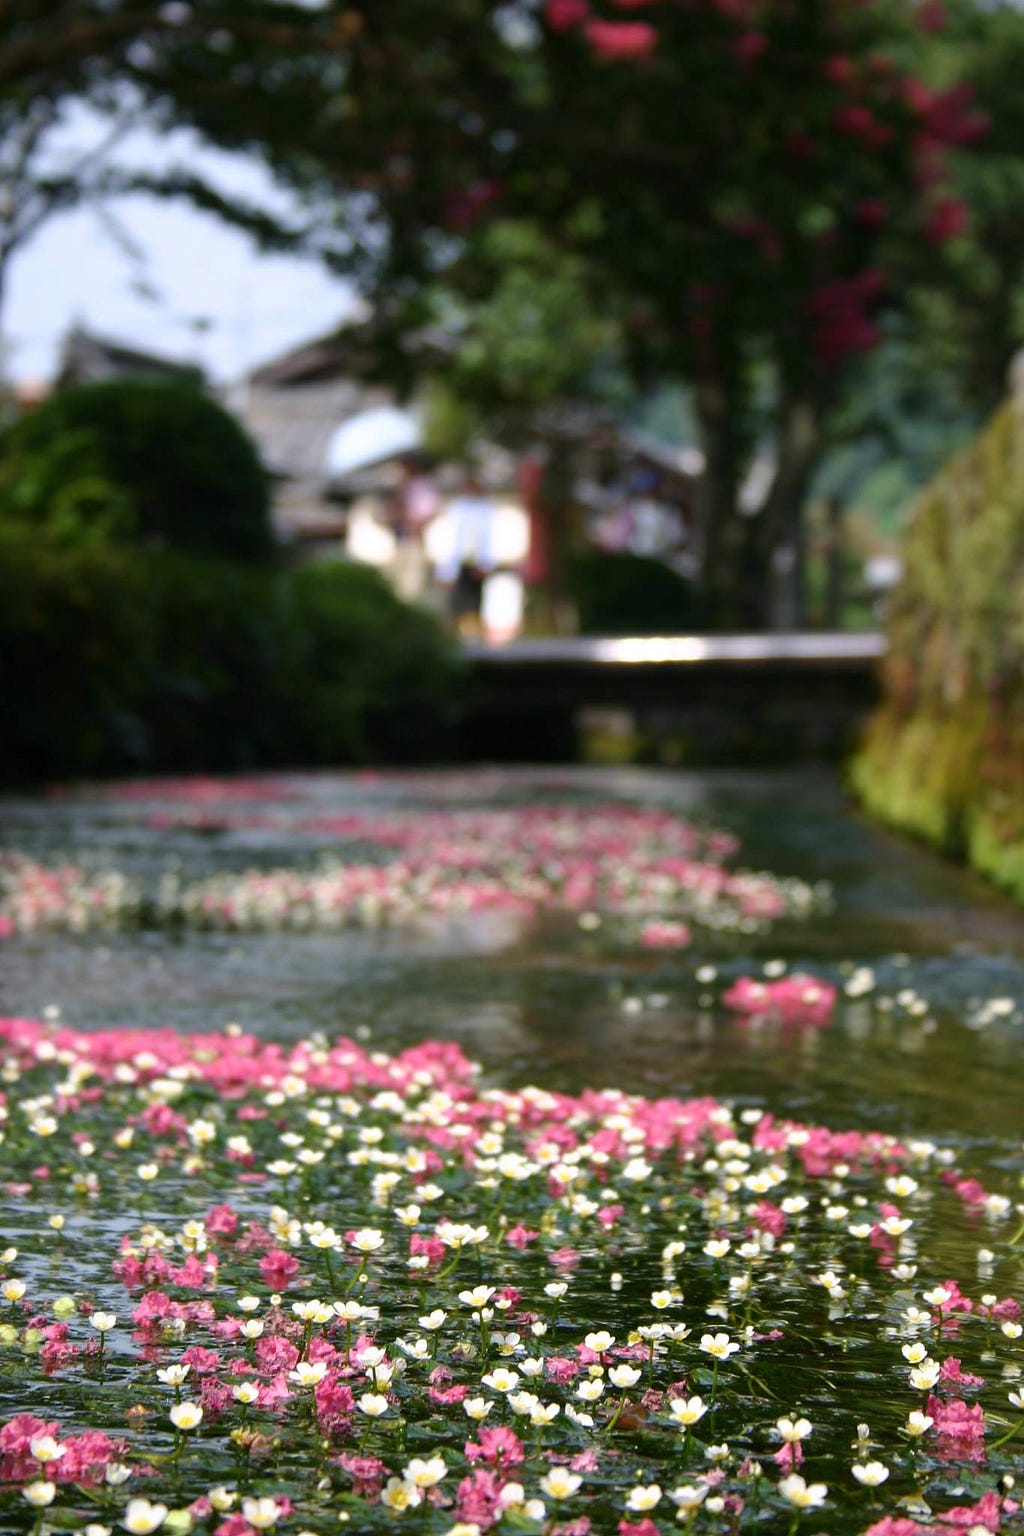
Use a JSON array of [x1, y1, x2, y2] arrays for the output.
[[324, 405, 422, 479]]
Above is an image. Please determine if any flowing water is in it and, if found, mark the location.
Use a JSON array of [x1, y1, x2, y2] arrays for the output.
[[3, 766, 1023, 1146], [1, 768, 1023, 1536]]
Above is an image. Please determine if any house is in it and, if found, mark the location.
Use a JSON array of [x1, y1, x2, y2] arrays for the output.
[[56, 324, 206, 391], [237, 325, 421, 546]]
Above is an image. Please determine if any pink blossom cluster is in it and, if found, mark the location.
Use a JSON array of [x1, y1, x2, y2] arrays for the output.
[[722, 973, 838, 1025]]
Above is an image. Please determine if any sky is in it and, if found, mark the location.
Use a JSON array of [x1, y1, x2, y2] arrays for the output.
[[3, 111, 356, 387]]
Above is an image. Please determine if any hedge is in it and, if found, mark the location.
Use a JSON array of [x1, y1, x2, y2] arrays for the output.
[[0, 535, 463, 783]]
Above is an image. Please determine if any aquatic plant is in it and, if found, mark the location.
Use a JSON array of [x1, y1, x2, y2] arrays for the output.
[[0, 1016, 1019, 1536], [0, 805, 823, 939]]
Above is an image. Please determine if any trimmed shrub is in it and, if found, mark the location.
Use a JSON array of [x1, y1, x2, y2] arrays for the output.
[[281, 561, 464, 763], [0, 536, 462, 782], [567, 550, 706, 634], [0, 381, 273, 561]]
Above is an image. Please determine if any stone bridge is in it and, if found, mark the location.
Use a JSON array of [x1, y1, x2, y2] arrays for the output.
[[459, 632, 885, 762]]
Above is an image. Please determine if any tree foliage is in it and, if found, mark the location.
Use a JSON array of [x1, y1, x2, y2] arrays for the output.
[[288, 0, 982, 621], [0, 0, 353, 305]]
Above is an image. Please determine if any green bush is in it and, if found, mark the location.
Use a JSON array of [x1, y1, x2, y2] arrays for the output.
[[567, 550, 706, 634], [0, 381, 273, 562], [282, 561, 464, 763], [0, 536, 462, 782]]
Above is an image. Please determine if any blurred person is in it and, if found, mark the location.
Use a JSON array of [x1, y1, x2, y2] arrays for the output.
[[389, 455, 440, 603], [434, 473, 497, 634]]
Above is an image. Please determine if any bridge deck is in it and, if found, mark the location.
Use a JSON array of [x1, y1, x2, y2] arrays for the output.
[[463, 631, 885, 667], [458, 632, 885, 761]]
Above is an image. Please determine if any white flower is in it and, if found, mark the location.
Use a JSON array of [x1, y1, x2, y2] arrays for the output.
[[669, 1485, 709, 1512], [481, 1368, 519, 1392], [609, 1364, 642, 1388], [669, 1395, 708, 1427], [157, 1364, 191, 1387], [122, 1501, 169, 1535], [779, 1475, 828, 1509], [540, 1468, 583, 1500], [28, 1435, 66, 1463], [905, 1411, 934, 1437], [909, 1360, 942, 1391], [626, 1485, 662, 1511], [169, 1401, 203, 1431], [584, 1331, 614, 1353], [775, 1416, 812, 1443], [241, 1497, 284, 1529], [233, 1382, 259, 1404], [289, 1361, 327, 1387], [91, 1311, 117, 1332], [852, 1462, 889, 1487], [22, 1482, 56, 1507], [464, 1397, 493, 1420], [700, 1332, 739, 1359], [357, 1393, 389, 1417], [348, 1227, 384, 1253], [380, 1478, 423, 1512], [459, 1285, 496, 1309], [404, 1456, 446, 1488]]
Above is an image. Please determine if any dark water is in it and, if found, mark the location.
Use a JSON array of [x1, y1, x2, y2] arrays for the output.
[[3, 766, 1024, 1155]]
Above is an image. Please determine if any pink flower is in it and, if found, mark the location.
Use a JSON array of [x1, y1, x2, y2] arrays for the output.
[[750, 1201, 787, 1239], [939, 1491, 1002, 1530], [258, 1249, 299, 1289], [545, 0, 589, 30], [464, 1426, 525, 1467], [927, 197, 969, 243], [454, 1468, 504, 1529], [335, 1452, 385, 1498], [939, 1358, 984, 1387], [639, 920, 690, 949], [584, 19, 656, 58], [205, 1203, 238, 1236], [505, 1223, 539, 1250]]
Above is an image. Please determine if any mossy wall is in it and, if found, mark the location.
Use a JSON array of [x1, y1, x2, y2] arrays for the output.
[[850, 396, 1024, 900]]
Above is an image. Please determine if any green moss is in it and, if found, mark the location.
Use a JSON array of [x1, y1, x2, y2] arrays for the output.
[[849, 704, 987, 853], [966, 809, 1024, 904], [851, 395, 1024, 903]]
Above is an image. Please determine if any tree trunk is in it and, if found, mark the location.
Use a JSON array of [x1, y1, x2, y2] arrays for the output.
[[756, 390, 823, 630], [695, 377, 759, 630], [824, 495, 844, 629]]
